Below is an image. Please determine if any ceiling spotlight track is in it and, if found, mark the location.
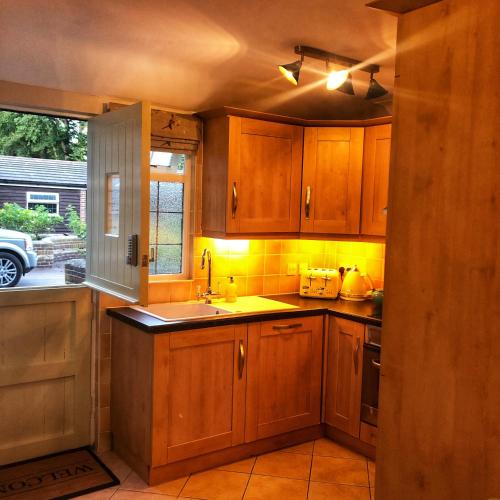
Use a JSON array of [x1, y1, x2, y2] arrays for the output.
[[277, 45, 387, 99]]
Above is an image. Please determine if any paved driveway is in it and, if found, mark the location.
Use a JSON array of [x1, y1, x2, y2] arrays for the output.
[[17, 267, 66, 287]]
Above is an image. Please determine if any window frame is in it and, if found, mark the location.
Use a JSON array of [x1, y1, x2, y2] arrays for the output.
[[148, 153, 192, 282], [26, 191, 60, 215]]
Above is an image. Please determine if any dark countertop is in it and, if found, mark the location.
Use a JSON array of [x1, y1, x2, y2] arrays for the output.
[[107, 293, 382, 333]]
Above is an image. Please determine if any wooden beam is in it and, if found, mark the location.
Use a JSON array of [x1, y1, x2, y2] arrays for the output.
[[366, 0, 443, 14]]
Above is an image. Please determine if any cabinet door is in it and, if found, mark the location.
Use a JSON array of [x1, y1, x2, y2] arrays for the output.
[[361, 124, 391, 236], [246, 316, 323, 441], [301, 127, 363, 234], [325, 318, 364, 437], [227, 117, 303, 233], [152, 325, 247, 465]]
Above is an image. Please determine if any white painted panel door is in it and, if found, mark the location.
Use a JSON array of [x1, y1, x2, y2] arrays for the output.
[[86, 102, 150, 304], [0, 287, 91, 464]]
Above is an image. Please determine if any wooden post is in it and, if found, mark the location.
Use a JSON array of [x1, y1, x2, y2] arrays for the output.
[[377, 1, 500, 499]]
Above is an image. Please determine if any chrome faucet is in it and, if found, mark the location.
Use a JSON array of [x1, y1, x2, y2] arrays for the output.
[[198, 248, 220, 303]]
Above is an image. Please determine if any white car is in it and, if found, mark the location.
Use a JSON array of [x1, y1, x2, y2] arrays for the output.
[[0, 228, 38, 287]]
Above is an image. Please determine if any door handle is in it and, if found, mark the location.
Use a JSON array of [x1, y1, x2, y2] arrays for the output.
[[272, 323, 303, 331], [238, 340, 245, 379], [371, 359, 381, 369], [232, 182, 238, 218], [305, 185, 311, 220], [353, 337, 360, 375]]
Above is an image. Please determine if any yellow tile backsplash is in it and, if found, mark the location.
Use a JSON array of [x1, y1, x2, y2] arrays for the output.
[[149, 237, 385, 304]]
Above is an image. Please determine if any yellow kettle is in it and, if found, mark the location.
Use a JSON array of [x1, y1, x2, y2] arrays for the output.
[[340, 265, 374, 301]]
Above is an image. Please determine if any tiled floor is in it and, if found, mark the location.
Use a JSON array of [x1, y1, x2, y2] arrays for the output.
[[79, 438, 376, 499]]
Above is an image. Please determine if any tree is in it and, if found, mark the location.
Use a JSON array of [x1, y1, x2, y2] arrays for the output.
[[0, 203, 63, 239], [0, 111, 87, 161]]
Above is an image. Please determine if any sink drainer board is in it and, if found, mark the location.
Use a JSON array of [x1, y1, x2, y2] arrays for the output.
[[133, 296, 298, 322], [0, 447, 119, 499]]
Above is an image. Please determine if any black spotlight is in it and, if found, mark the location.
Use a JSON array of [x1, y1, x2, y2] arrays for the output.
[[337, 72, 355, 95], [366, 73, 388, 99], [278, 57, 303, 86]]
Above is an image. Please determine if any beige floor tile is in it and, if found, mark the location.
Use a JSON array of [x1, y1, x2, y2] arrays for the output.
[[217, 457, 256, 473], [310, 456, 369, 486], [76, 486, 118, 499], [112, 491, 177, 499], [368, 460, 376, 488], [308, 481, 371, 500], [180, 469, 249, 500], [281, 441, 314, 455], [120, 471, 189, 496], [313, 438, 365, 460], [243, 475, 308, 500], [253, 450, 312, 480], [96, 451, 132, 483]]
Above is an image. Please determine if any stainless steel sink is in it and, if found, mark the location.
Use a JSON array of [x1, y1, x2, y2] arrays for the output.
[[132, 302, 233, 321]]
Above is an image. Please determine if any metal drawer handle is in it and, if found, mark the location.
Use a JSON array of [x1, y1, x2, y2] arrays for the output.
[[232, 182, 238, 218], [272, 323, 303, 331], [238, 340, 245, 379], [305, 185, 311, 219], [353, 337, 360, 375], [371, 359, 381, 369]]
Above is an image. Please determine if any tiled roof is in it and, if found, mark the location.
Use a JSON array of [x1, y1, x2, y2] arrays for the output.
[[0, 155, 87, 187]]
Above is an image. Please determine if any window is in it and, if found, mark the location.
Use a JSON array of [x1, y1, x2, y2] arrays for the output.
[[149, 152, 191, 279], [105, 174, 120, 236], [26, 192, 59, 214]]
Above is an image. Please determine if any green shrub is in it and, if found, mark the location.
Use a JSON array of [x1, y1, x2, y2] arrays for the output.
[[65, 205, 87, 239], [0, 202, 63, 239]]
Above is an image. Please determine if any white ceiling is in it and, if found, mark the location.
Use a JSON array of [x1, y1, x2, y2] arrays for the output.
[[0, 0, 397, 119]]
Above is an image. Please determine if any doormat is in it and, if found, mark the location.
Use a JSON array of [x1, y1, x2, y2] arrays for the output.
[[0, 447, 120, 499]]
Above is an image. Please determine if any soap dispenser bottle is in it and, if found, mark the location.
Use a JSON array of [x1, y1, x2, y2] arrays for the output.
[[225, 276, 237, 303]]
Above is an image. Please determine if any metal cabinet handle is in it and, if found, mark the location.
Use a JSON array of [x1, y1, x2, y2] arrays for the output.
[[371, 359, 381, 369], [305, 185, 311, 219], [272, 323, 303, 331], [353, 337, 360, 375], [232, 182, 238, 218], [238, 340, 245, 379]]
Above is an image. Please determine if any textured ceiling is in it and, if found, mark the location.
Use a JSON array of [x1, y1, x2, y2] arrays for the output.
[[0, 0, 397, 119]]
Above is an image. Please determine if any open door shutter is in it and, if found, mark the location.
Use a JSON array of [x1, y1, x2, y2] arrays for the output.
[[86, 102, 150, 304]]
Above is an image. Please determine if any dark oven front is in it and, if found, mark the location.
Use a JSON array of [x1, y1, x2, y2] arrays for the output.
[[361, 325, 381, 428]]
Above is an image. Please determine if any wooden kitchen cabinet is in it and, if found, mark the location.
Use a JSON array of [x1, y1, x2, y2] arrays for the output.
[[361, 124, 391, 236], [153, 324, 247, 464], [245, 316, 323, 441], [301, 127, 364, 235], [202, 115, 303, 236], [111, 321, 247, 472], [324, 317, 364, 437]]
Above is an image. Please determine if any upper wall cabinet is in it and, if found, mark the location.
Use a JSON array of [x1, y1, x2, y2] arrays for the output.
[[301, 128, 364, 235], [360, 124, 391, 236], [202, 115, 303, 236]]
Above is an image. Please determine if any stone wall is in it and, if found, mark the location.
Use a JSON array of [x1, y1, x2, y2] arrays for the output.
[[34, 235, 86, 267]]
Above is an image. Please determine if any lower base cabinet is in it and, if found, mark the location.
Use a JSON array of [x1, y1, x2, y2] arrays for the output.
[[324, 317, 365, 437], [111, 314, 324, 480], [245, 316, 324, 441]]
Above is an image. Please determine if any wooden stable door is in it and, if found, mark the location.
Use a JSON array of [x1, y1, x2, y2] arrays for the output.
[[227, 117, 303, 234], [153, 325, 247, 464], [325, 318, 364, 437], [361, 124, 391, 236], [245, 316, 323, 441], [301, 127, 363, 235], [0, 287, 92, 464]]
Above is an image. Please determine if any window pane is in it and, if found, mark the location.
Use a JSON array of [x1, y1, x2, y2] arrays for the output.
[[157, 213, 182, 244], [150, 181, 158, 211], [150, 151, 185, 174], [106, 173, 120, 235], [27, 202, 57, 213], [149, 212, 158, 244], [156, 245, 182, 274], [158, 182, 183, 212]]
